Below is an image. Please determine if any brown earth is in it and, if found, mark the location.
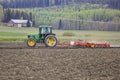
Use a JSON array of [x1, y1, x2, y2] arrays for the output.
[[0, 42, 120, 80]]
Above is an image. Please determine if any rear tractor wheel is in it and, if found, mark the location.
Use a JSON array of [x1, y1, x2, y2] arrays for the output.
[[44, 35, 57, 47], [27, 37, 36, 47]]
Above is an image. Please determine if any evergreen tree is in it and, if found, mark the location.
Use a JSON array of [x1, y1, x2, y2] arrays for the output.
[[11, 10, 15, 19], [29, 12, 32, 21], [27, 19, 31, 27], [6, 8, 11, 22], [55, 0, 60, 5], [32, 20, 35, 26], [22, 12, 28, 19], [58, 19, 63, 29], [14, 10, 21, 19], [45, 0, 49, 7]]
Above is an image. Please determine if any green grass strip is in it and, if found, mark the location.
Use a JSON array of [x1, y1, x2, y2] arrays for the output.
[[0, 32, 26, 37]]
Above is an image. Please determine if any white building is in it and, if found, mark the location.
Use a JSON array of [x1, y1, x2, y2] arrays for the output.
[[8, 19, 32, 27]]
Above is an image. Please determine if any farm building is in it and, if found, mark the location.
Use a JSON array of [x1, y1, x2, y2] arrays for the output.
[[8, 19, 32, 27]]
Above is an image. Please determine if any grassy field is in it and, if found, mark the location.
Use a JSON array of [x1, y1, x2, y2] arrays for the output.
[[0, 26, 120, 44]]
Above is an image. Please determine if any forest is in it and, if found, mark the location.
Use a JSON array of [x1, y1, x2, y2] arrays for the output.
[[0, 0, 120, 31], [0, 0, 120, 9]]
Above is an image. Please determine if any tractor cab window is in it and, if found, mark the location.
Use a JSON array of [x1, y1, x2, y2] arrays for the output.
[[41, 27, 51, 34]]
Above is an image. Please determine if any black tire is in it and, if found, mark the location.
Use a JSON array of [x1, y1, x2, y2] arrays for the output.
[[27, 37, 36, 47], [44, 35, 57, 47]]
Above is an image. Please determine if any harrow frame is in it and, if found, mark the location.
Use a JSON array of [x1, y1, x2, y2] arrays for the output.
[[58, 40, 110, 48]]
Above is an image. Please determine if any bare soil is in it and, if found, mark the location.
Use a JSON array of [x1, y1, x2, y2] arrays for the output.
[[0, 42, 120, 80]]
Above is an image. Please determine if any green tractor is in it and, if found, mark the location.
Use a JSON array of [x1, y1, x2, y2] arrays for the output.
[[27, 26, 57, 47]]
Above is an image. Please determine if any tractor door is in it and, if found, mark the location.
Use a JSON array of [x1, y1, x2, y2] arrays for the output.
[[39, 27, 52, 42], [39, 27, 51, 34]]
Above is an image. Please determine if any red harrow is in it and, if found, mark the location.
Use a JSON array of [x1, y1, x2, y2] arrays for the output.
[[58, 39, 110, 48]]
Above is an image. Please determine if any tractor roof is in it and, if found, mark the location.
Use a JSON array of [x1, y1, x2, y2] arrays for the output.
[[39, 25, 52, 28]]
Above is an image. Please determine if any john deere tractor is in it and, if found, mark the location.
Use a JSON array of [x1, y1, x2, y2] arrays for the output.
[[27, 26, 57, 47]]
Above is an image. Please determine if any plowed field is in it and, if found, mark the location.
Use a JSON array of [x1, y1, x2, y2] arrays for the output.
[[0, 42, 120, 80]]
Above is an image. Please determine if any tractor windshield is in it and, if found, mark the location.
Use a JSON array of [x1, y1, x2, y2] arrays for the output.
[[41, 27, 51, 34]]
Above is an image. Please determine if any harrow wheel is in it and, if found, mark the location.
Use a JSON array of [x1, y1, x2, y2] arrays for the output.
[[27, 37, 36, 47], [44, 35, 57, 47]]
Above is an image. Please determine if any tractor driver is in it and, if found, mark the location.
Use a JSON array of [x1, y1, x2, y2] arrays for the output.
[[41, 27, 50, 34]]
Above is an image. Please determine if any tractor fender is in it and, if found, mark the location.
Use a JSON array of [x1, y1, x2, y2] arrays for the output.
[[44, 33, 56, 39], [28, 35, 35, 38]]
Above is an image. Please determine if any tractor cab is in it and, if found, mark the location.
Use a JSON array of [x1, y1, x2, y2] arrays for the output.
[[39, 26, 55, 40], [39, 26, 52, 34]]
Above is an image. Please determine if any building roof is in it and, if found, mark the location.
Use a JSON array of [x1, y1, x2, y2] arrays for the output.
[[10, 19, 32, 24]]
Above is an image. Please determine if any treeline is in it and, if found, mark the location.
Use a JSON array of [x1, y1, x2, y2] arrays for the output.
[[1, 4, 120, 25], [33, 5, 120, 25], [0, 0, 120, 9], [55, 19, 120, 31], [0, 0, 49, 8], [2, 8, 33, 23]]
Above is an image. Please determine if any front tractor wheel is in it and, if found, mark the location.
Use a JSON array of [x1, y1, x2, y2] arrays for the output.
[[27, 38, 36, 47], [44, 35, 57, 47]]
